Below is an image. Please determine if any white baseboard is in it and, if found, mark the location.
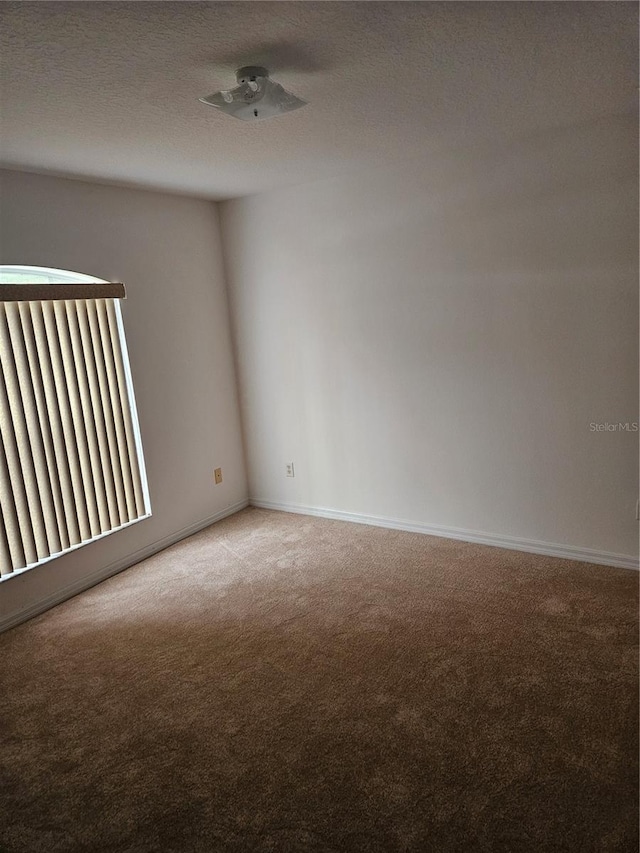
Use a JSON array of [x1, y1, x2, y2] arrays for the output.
[[249, 499, 639, 571], [0, 498, 249, 634]]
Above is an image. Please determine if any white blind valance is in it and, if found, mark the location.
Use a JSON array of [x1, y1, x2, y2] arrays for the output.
[[0, 285, 150, 577]]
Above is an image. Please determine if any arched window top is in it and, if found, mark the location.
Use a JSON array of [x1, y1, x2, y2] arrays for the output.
[[0, 265, 107, 285]]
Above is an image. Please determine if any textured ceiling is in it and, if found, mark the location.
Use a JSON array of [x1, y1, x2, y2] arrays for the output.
[[0, 1, 637, 200]]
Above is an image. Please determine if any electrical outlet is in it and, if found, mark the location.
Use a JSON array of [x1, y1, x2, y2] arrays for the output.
[[286, 462, 295, 478], [214, 467, 223, 485]]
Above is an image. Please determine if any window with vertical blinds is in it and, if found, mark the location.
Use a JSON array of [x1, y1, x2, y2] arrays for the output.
[[0, 266, 151, 578]]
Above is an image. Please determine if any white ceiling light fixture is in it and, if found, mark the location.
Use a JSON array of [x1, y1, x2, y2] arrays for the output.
[[199, 66, 307, 122]]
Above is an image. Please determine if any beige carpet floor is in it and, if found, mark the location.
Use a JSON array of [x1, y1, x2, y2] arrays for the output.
[[0, 507, 637, 853]]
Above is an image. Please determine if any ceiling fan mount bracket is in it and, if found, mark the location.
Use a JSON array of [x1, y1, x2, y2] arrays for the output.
[[236, 66, 269, 84]]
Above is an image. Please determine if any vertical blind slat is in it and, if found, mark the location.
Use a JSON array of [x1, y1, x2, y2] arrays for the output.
[[97, 299, 137, 521], [86, 300, 129, 526], [77, 301, 121, 530], [0, 407, 27, 573], [43, 301, 91, 543], [17, 302, 64, 556], [30, 302, 74, 550], [0, 305, 46, 563], [5, 303, 53, 561], [54, 301, 100, 538], [107, 299, 145, 517], [66, 300, 109, 533]]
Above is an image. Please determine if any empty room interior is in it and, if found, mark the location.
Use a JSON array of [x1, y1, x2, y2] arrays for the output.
[[0, 2, 638, 852]]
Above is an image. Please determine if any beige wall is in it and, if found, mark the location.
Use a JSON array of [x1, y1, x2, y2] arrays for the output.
[[0, 170, 248, 626], [221, 114, 638, 564]]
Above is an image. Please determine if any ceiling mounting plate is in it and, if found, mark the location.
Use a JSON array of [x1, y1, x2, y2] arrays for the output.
[[199, 66, 306, 122]]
